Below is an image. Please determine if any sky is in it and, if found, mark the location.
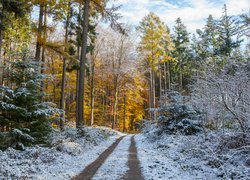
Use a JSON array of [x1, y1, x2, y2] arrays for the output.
[[109, 0, 249, 33]]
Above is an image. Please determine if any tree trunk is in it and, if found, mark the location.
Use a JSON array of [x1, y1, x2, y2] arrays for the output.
[[0, 13, 2, 60], [112, 84, 118, 129], [130, 117, 134, 131], [35, 3, 44, 64], [123, 95, 126, 132], [76, 0, 90, 129], [7, 42, 11, 87], [60, 54, 67, 129], [164, 62, 167, 92], [167, 61, 171, 90], [159, 61, 162, 98], [152, 70, 156, 120], [148, 76, 151, 119], [40, 3, 47, 101], [111, 36, 124, 129], [0, 7, 3, 86], [90, 54, 95, 126], [51, 56, 57, 103], [179, 59, 183, 92], [1, 54, 6, 86], [75, 5, 81, 123], [60, 2, 71, 131], [76, 70, 79, 121], [41, 4, 47, 75], [149, 68, 153, 120]]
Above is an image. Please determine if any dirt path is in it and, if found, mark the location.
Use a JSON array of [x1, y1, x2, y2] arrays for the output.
[[72, 136, 125, 180], [123, 135, 143, 180], [92, 135, 131, 179]]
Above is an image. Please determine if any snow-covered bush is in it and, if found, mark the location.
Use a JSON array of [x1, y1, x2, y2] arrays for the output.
[[0, 52, 62, 150], [191, 59, 250, 132], [157, 91, 202, 135], [57, 141, 83, 155], [217, 132, 250, 151]]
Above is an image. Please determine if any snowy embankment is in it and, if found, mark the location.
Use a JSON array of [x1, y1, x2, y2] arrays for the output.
[[92, 135, 132, 180], [136, 134, 193, 180], [0, 127, 125, 180], [136, 129, 250, 180]]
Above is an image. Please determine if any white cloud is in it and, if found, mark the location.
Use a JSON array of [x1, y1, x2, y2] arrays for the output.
[[109, 0, 249, 34]]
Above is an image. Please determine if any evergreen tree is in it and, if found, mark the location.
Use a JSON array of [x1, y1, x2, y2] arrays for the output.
[[217, 4, 242, 56], [238, 13, 250, 54], [191, 15, 219, 68], [195, 15, 219, 58], [0, 51, 61, 149], [172, 17, 191, 92], [158, 91, 202, 135], [204, 15, 219, 55]]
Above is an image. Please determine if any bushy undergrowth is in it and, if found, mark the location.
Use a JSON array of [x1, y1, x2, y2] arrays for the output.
[[156, 91, 202, 135]]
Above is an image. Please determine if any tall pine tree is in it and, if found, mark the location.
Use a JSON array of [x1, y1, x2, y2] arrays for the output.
[[217, 4, 242, 56], [172, 17, 190, 92]]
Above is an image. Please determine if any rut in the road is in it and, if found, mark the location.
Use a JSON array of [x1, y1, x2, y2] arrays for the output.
[[123, 135, 143, 180], [72, 136, 124, 180]]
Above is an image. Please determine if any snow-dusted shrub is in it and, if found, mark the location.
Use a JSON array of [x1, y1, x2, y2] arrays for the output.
[[57, 141, 83, 155], [4, 128, 35, 150], [50, 126, 119, 148], [1, 125, 35, 151], [157, 91, 202, 135], [217, 133, 250, 151], [141, 119, 158, 134], [191, 59, 250, 132]]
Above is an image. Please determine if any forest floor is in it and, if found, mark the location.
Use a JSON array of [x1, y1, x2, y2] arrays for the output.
[[0, 126, 249, 180]]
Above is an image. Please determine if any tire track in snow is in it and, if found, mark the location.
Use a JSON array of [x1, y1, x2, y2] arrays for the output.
[[72, 136, 125, 180], [123, 135, 143, 180], [92, 135, 132, 180]]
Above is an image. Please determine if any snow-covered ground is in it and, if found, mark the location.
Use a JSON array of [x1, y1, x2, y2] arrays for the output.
[[136, 128, 250, 180], [92, 135, 132, 180], [1, 125, 249, 180], [0, 127, 125, 180], [136, 134, 193, 180]]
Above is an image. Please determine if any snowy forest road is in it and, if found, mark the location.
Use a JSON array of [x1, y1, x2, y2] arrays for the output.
[[73, 135, 143, 180]]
